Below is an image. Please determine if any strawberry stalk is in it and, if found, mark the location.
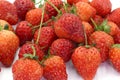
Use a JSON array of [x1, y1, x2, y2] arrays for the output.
[[90, 18, 98, 30]]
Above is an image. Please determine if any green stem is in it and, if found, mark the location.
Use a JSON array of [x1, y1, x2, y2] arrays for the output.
[[63, 2, 68, 13], [31, 46, 36, 57], [90, 18, 98, 30], [35, 3, 45, 44], [83, 25, 88, 46]]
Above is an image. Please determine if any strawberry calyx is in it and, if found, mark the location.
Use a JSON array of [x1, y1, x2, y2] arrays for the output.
[[0, 24, 9, 31], [112, 44, 120, 48]]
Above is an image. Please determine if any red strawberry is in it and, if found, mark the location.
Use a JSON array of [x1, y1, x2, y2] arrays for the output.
[[72, 46, 101, 80], [12, 58, 43, 80], [67, 0, 89, 5], [0, 30, 19, 67], [91, 15, 103, 26], [89, 31, 114, 62], [43, 56, 67, 80], [25, 8, 49, 26], [107, 8, 120, 27], [109, 44, 120, 72], [113, 30, 120, 44], [75, 2, 96, 21], [19, 43, 44, 61], [14, 0, 35, 20], [50, 39, 75, 62], [0, 0, 18, 25], [15, 21, 33, 46], [54, 13, 84, 43], [45, 0, 63, 18], [34, 26, 57, 53], [90, 0, 112, 17]]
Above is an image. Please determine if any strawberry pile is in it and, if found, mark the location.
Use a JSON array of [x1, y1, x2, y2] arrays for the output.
[[1, 0, 120, 80]]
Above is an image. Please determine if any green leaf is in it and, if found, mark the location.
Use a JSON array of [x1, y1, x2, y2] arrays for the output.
[[39, 4, 43, 8], [51, 16, 56, 21], [32, 0, 35, 3], [112, 44, 120, 48], [70, 5, 77, 14], [103, 25, 110, 33], [0, 25, 3, 31], [4, 24, 9, 30]]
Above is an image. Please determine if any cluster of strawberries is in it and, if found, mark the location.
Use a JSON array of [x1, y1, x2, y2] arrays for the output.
[[0, 0, 120, 80]]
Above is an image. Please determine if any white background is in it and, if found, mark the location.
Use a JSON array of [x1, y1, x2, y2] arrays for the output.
[[0, 0, 120, 80]]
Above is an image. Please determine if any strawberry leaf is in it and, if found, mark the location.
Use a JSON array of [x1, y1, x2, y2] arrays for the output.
[[112, 44, 120, 48], [4, 24, 9, 30], [32, 0, 35, 3]]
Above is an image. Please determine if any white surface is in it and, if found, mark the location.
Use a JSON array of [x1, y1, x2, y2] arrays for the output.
[[0, 0, 120, 80]]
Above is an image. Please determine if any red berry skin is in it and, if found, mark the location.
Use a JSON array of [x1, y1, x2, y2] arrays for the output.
[[50, 39, 76, 62], [89, 31, 114, 62], [0, 0, 18, 25], [107, 8, 120, 27], [67, 0, 89, 5], [43, 56, 68, 80], [91, 15, 103, 26], [54, 13, 84, 43], [14, 0, 35, 20], [72, 46, 101, 80], [90, 0, 112, 17], [19, 43, 44, 61], [15, 21, 33, 46], [45, 0, 63, 18], [25, 8, 49, 26], [34, 26, 57, 53], [113, 30, 120, 44], [12, 58, 43, 80]]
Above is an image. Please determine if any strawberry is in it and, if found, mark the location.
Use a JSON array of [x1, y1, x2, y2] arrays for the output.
[[91, 15, 103, 26], [90, 0, 112, 17], [75, 2, 96, 21], [15, 21, 33, 46], [67, 0, 89, 5], [72, 46, 101, 80], [0, 30, 19, 67], [12, 58, 43, 80], [107, 8, 120, 27], [0, 0, 18, 25], [50, 39, 75, 62], [82, 21, 94, 37], [0, 19, 14, 31], [109, 44, 120, 72], [19, 43, 44, 61], [14, 0, 35, 20], [113, 30, 120, 44], [25, 8, 49, 26], [45, 0, 63, 18], [54, 13, 84, 43], [43, 55, 67, 80], [89, 31, 114, 62], [34, 26, 57, 53]]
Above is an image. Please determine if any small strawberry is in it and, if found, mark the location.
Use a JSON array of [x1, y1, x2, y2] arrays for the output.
[[34, 26, 57, 53], [107, 8, 120, 27], [43, 55, 68, 80], [0, 0, 18, 25], [19, 43, 44, 61], [45, 0, 63, 18], [72, 46, 101, 80], [12, 58, 43, 80], [89, 31, 114, 62], [14, 0, 35, 20], [25, 8, 49, 26], [90, 0, 112, 17], [50, 39, 75, 62], [75, 2, 96, 21], [0, 30, 19, 67], [67, 0, 89, 5], [109, 44, 120, 72], [54, 13, 84, 43], [15, 21, 33, 46]]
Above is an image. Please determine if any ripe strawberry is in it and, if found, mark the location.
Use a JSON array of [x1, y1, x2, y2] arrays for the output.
[[14, 0, 35, 20], [82, 21, 94, 37], [109, 44, 120, 72], [15, 21, 33, 46], [0, 19, 14, 31], [45, 0, 63, 18], [25, 8, 49, 26], [12, 58, 43, 80], [67, 0, 89, 5], [90, 0, 112, 17], [107, 8, 120, 27], [50, 39, 75, 62], [54, 13, 84, 43], [19, 43, 44, 61], [34, 26, 57, 53], [0, 30, 19, 67], [89, 31, 114, 62], [75, 2, 96, 21], [72, 46, 101, 80], [113, 30, 120, 44], [0, 0, 18, 25], [43, 56, 67, 80], [91, 15, 103, 26]]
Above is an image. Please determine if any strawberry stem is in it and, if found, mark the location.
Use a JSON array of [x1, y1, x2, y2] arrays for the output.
[[35, 3, 45, 44], [31, 46, 36, 57], [90, 18, 98, 30]]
